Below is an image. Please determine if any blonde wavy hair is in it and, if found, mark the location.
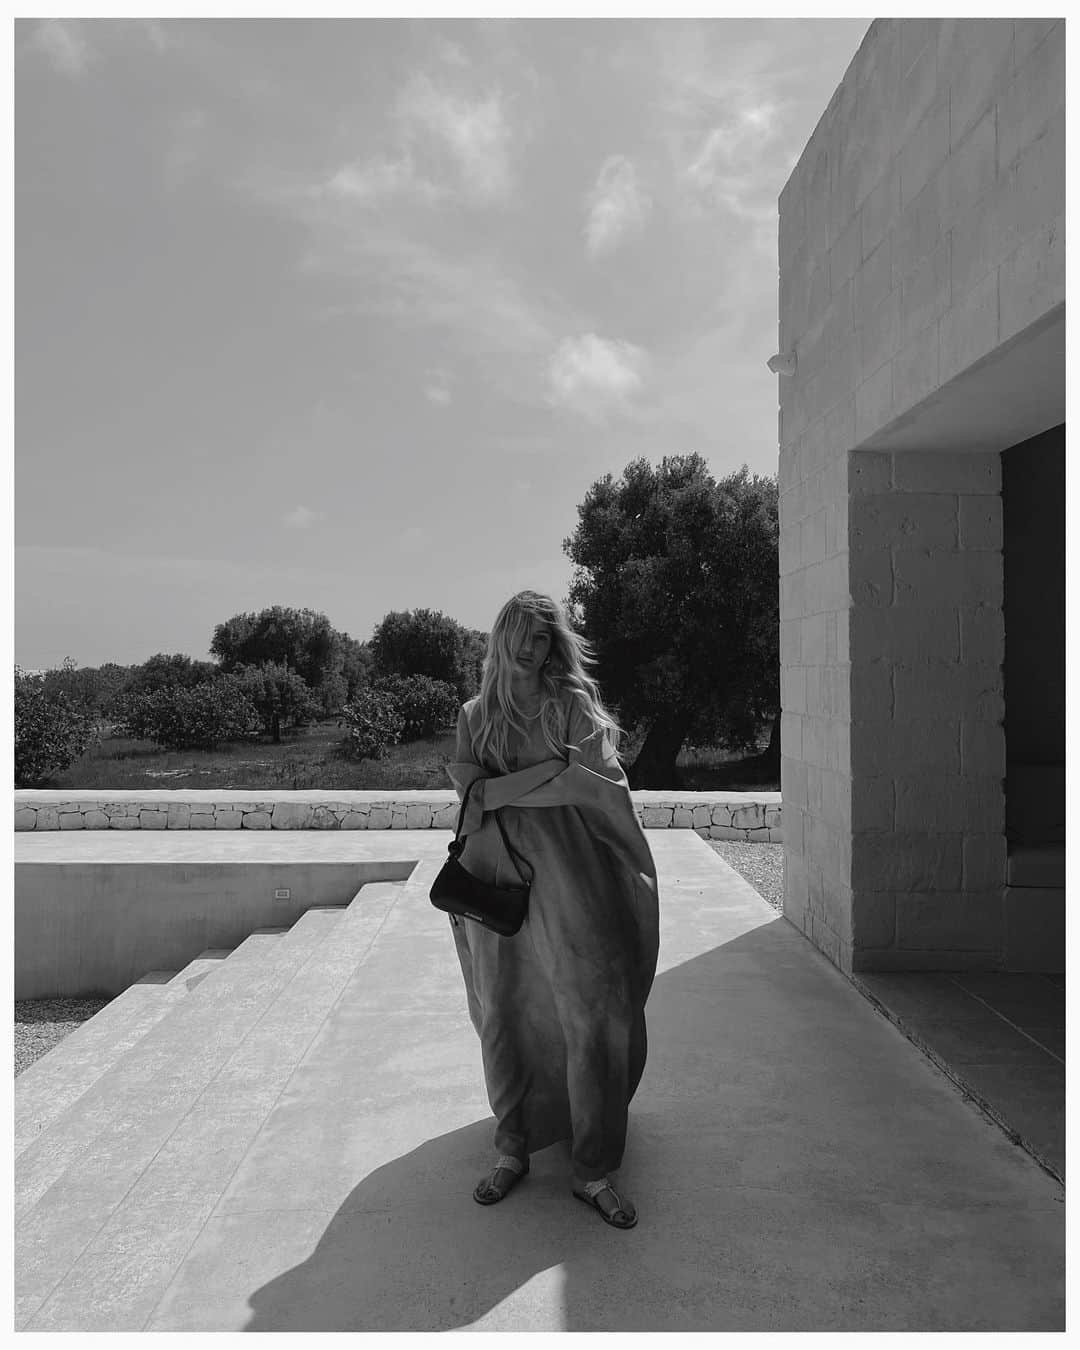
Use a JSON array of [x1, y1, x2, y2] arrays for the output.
[[471, 590, 622, 773]]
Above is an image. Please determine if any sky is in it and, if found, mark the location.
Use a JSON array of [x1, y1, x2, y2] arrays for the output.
[[14, 15, 870, 671]]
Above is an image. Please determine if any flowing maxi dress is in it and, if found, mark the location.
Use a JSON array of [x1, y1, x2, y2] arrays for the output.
[[445, 692, 660, 1183]]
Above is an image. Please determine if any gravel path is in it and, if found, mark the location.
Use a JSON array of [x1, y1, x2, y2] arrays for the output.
[[707, 840, 784, 912], [15, 997, 110, 1076], [14, 842, 783, 1076]]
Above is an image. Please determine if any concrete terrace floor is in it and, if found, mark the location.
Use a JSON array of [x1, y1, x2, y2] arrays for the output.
[[15, 831, 1065, 1331], [853, 969, 1065, 1184]]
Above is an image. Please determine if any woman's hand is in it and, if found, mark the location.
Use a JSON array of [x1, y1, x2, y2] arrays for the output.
[[568, 727, 625, 784]]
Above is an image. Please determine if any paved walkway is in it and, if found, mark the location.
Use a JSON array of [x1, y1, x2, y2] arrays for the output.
[[854, 969, 1065, 1183], [15, 833, 1065, 1330]]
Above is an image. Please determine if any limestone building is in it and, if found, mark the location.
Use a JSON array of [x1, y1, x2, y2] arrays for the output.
[[776, 18, 1064, 972]]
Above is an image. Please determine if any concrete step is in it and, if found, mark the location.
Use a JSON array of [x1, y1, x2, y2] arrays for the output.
[[14, 918, 339, 1175], [167, 948, 233, 993], [1007, 845, 1065, 888], [15, 970, 186, 1160], [1003, 848, 1065, 972], [13, 908, 344, 1227], [16, 945, 240, 1156], [181, 910, 350, 990], [15, 884, 405, 1330]]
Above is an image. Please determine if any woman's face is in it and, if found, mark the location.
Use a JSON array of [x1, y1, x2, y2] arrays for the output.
[[513, 617, 552, 675]]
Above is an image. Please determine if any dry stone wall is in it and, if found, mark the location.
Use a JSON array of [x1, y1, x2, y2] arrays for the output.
[[14, 791, 782, 842]]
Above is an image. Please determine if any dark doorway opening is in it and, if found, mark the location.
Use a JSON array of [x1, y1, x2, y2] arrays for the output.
[[1002, 423, 1065, 849]]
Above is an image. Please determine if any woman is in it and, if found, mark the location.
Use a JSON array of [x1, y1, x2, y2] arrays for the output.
[[445, 590, 660, 1230]]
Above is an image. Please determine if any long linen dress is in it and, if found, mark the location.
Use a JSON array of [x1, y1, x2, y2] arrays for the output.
[[446, 691, 660, 1182]]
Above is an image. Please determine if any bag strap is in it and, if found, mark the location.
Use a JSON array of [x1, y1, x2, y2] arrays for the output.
[[452, 777, 534, 886]]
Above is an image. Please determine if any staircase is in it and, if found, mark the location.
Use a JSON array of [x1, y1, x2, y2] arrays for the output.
[[15, 876, 418, 1330]]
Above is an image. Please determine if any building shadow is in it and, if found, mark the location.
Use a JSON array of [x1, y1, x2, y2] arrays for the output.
[[243, 915, 1064, 1332]]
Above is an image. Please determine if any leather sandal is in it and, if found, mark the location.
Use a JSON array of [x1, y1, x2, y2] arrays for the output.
[[473, 1155, 529, 1205], [572, 1177, 638, 1229]]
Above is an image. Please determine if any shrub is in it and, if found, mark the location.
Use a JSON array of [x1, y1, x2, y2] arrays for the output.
[[340, 687, 406, 761], [370, 608, 484, 700], [39, 657, 130, 721], [122, 652, 218, 698], [231, 662, 321, 737], [15, 667, 98, 786], [313, 667, 349, 718], [374, 674, 459, 741], [113, 676, 261, 751]]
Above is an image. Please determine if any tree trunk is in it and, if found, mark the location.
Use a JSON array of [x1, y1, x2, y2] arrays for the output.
[[271, 710, 281, 744], [628, 712, 692, 789], [764, 710, 780, 771]]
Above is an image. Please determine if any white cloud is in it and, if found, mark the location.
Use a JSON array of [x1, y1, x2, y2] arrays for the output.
[[678, 112, 782, 257], [424, 370, 453, 406], [30, 19, 94, 77], [162, 108, 209, 192], [131, 18, 175, 54], [437, 39, 470, 68], [319, 73, 516, 212], [642, 23, 792, 245], [684, 102, 780, 199], [283, 505, 324, 530], [299, 229, 564, 372], [547, 333, 648, 424], [24, 16, 179, 79], [326, 153, 444, 209], [585, 155, 652, 257], [398, 75, 513, 205], [399, 525, 428, 554]]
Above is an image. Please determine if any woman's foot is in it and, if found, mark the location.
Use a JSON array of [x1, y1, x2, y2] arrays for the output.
[[571, 1176, 638, 1229], [473, 1155, 529, 1205]]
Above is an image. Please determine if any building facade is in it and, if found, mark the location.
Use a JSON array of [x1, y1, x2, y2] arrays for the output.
[[777, 18, 1064, 972]]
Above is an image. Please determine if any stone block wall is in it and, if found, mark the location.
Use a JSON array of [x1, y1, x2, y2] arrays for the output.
[[777, 18, 1063, 972], [848, 448, 1005, 967], [778, 444, 853, 966], [780, 18, 1064, 451]]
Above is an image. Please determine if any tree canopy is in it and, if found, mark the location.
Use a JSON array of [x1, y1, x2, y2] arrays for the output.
[[370, 608, 485, 701], [208, 605, 363, 715], [210, 606, 337, 685], [337, 633, 374, 705], [564, 453, 779, 787], [40, 657, 132, 719], [123, 652, 217, 697], [15, 667, 97, 786]]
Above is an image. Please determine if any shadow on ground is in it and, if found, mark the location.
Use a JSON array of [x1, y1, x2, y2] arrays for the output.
[[243, 917, 1064, 1332]]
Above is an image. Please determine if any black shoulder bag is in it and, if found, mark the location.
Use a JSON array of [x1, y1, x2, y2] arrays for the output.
[[429, 777, 533, 937]]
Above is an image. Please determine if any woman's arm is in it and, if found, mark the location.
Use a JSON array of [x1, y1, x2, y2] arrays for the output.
[[501, 702, 627, 808], [510, 717, 657, 885], [509, 729, 625, 806], [445, 705, 566, 832], [475, 759, 568, 809]]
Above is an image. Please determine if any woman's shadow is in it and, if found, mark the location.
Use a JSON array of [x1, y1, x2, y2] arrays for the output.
[[243, 918, 813, 1333], [243, 1119, 589, 1331]]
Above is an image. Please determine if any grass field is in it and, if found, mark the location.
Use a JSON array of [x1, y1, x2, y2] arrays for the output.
[[37, 720, 779, 793]]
